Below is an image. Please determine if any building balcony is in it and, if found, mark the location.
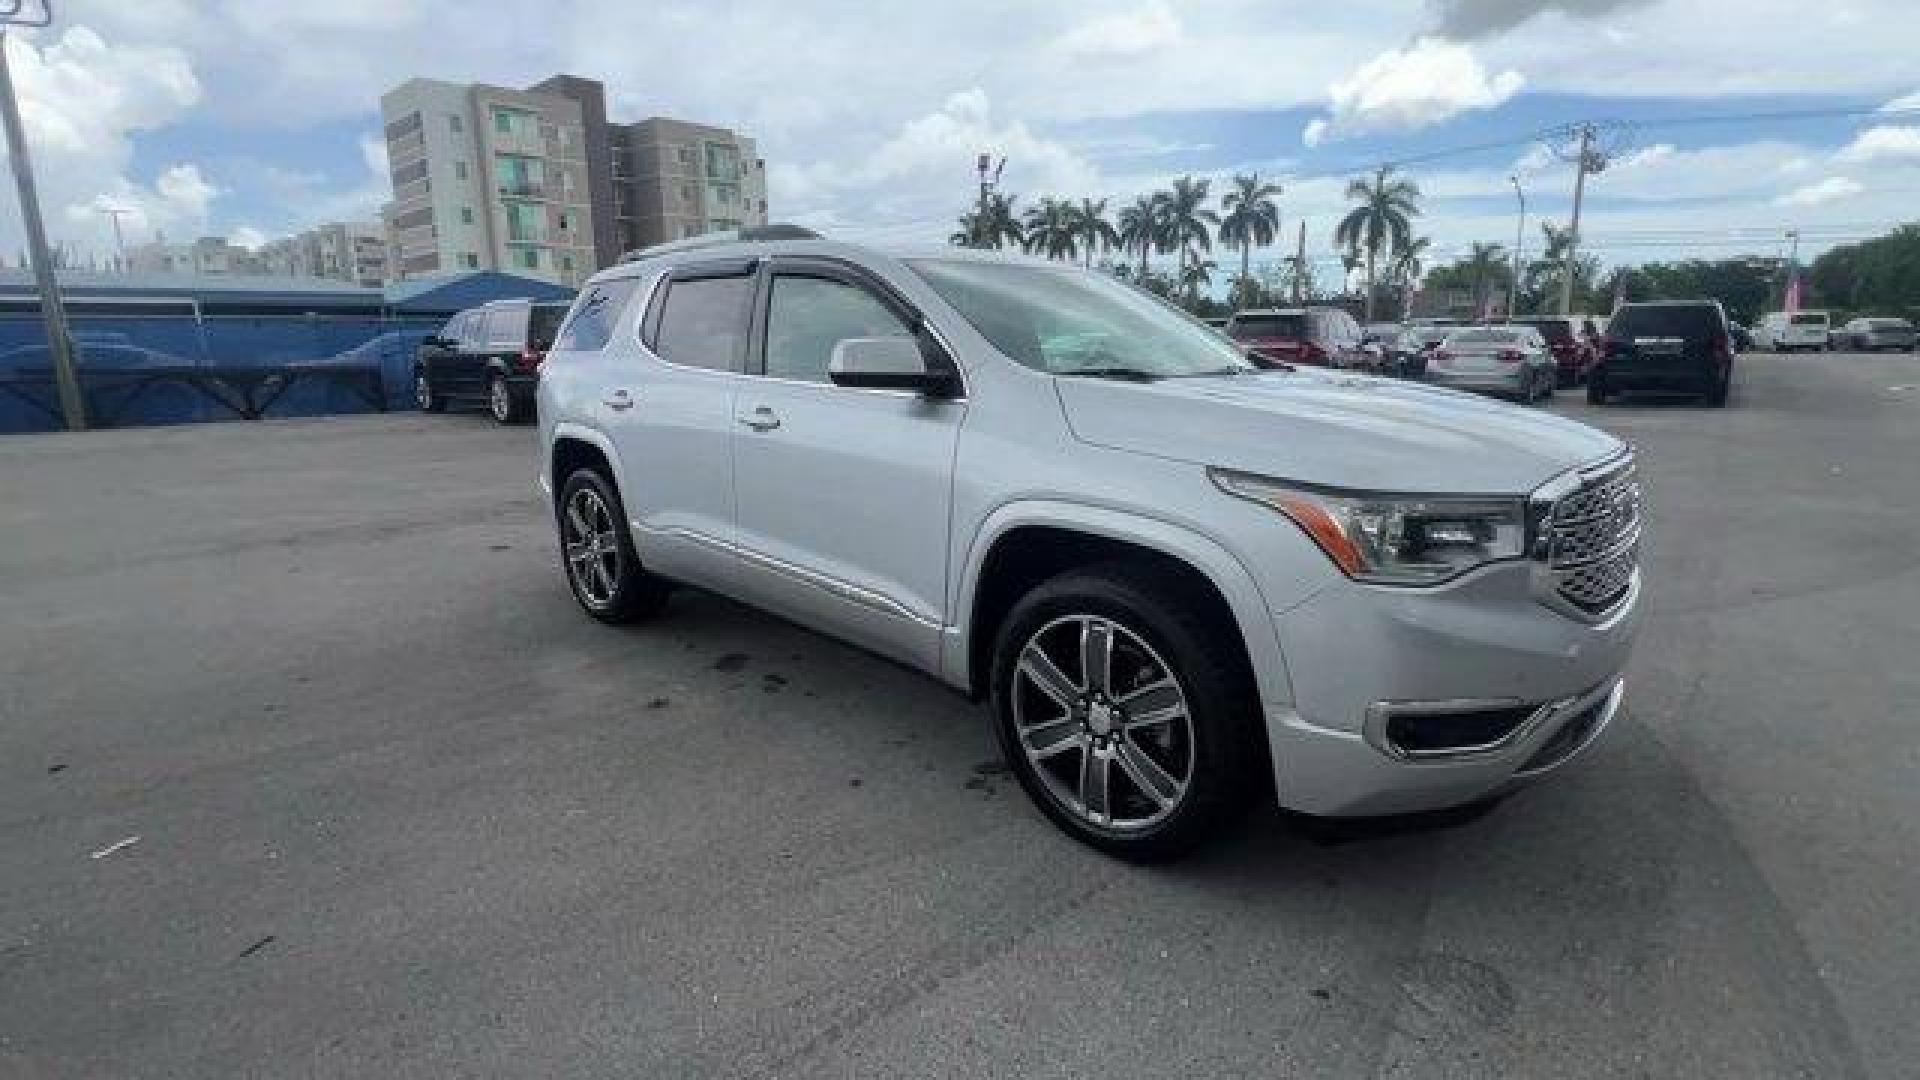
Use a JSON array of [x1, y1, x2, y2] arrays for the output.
[[497, 181, 552, 201]]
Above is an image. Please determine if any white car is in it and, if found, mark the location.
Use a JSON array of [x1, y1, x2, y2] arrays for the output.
[[537, 229, 1641, 860], [1753, 310, 1831, 352]]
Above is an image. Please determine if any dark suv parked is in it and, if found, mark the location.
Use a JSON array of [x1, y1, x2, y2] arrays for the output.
[[1590, 301, 1734, 407], [414, 298, 568, 423], [1225, 307, 1371, 369]]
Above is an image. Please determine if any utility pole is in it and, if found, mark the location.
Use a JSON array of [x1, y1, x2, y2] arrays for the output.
[[1509, 174, 1526, 319], [1782, 228, 1802, 312], [1292, 219, 1306, 303], [1559, 124, 1595, 317], [973, 152, 1005, 249], [0, 6, 86, 430]]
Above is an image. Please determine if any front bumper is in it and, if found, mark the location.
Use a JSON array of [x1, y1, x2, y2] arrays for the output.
[[1263, 561, 1639, 817]]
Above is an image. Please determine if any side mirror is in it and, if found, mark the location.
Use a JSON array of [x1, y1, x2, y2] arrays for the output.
[[827, 336, 959, 396]]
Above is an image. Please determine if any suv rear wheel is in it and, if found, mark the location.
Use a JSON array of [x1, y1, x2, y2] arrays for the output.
[[989, 564, 1258, 862], [489, 373, 529, 424], [557, 468, 669, 624]]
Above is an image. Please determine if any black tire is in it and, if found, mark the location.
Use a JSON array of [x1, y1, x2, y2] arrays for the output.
[[556, 468, 669, 624], [1586, 375, 1608, 405], [1703, 372, 1730, 408], [1535, 370, 1555, 403], [414, 369, 445, 413], [489, 373, 530, 424], [989, 563, 1261, 862]]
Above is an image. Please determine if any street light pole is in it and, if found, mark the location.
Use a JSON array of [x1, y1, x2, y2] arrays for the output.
[[1509, 174, 1525, 319], [0, 10, 86, 430]]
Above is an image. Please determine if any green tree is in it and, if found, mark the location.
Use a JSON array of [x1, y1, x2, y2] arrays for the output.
[[1390, 235, 1431, 318], [951, 191, 1023, 250], [1466, 242, 1506, 316], [1334, 165, 1421, 320], [1116, 194, 1160, 279], [1179, 257, 1218, 308], [1070, 198, 1121, 269], [1159, 175, 1218, 286], [1810, 223, 1920, 318], [1218, 172, 1283, 298], [1022, 198, 1080, 261]]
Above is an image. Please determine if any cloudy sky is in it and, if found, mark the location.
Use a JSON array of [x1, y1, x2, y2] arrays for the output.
[[6, 0, 1918, 280]]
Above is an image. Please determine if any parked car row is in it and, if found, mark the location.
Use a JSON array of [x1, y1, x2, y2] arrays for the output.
[[1747, 310, 1918, 352]]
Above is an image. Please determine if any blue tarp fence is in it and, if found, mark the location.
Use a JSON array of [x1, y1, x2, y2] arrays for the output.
[[0, 313, 446, 432]]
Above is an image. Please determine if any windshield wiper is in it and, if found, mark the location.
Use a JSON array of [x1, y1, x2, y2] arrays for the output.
[[1058, 367, 1162, 382]]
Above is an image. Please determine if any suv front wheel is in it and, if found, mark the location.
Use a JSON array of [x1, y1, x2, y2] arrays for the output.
[[989, 565, 1259, 862], [557, 469, 669, 624]]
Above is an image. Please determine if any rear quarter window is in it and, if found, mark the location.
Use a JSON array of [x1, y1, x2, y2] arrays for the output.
[[554, 278, 640, 352], [652, 275, 753, 372]]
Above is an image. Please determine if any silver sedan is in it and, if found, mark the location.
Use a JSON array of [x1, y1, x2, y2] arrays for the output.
[[1425, 325, 1557, 403]]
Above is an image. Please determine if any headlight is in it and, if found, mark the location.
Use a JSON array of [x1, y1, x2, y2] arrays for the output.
[[1210, 468, 1525, 585]]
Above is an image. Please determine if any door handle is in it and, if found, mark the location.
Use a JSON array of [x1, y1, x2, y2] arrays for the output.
[[604, 389, 634, 411], [739, 405, 780, 432]]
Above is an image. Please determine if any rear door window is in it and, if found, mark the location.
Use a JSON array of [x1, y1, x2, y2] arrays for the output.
[[455, 311, 489, 352], [652, 274, 753, 372]]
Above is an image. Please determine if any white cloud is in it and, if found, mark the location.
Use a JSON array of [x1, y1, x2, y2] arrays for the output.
[[228, 225, 268, 251], [1055, 3, 1182, 59], [1882, 90, 1920, 112], [1776, 176, 1864, 207], [3, 26, 210, 252], [1836, 125, 1920, 164], [1303, 37, 1522, 145], [771, 88, 1100, 242], [1612, 142, 1674, 170]]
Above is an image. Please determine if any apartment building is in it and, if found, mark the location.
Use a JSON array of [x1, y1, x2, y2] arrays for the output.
[[380, 78, 597, 286], [126, 235, 263, 276], [258, 221, 387, 287], [610, 116, 768, 253], [380, 75, 766, 282]]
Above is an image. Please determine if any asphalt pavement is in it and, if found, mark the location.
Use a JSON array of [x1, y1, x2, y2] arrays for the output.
[[3, 352, 1916, 1078]]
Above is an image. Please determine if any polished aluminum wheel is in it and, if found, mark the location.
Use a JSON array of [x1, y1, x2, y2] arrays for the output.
[[489, 377, 512, 422], [1011, 614, 1194, 831], [562, 486, 621, 609]]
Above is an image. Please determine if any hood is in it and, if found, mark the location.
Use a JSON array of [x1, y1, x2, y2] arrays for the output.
[[1056, 368, 1623, 494]]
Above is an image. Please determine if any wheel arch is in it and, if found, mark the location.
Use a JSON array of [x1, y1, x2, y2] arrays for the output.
[[547, 423, 625, 511], [949, 502, 1294, 720]]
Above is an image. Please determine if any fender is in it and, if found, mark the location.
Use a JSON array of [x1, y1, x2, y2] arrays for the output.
[[543, 421, 626, 504], [943, 498, 1296, 721]]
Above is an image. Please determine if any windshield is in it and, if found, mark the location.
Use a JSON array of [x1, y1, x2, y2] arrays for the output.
[[907, 260, 1252, 378]]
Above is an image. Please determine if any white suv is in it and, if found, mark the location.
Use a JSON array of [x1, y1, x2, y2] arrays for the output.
[[537, 230, 1642, 860]]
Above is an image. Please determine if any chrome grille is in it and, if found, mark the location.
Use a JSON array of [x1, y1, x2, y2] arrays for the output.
[[1538, 457, 1640, 617]]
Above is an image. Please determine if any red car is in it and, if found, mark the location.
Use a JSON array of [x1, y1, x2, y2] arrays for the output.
[[1226, 307, 1373, 369], [1513, 318, 1597, 386]]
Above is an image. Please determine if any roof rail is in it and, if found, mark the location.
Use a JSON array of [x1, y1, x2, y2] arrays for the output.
[[619, 223, 822, 264]]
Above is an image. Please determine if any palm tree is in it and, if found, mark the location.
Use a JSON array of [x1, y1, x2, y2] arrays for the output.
[[1179, 257, 1217, 306], [1217, 172, 1283, 296], [952, 191, 1023, 250], [1334, 165, 1421, 320], [1158, 175, 1218, 283], [1022, 197, 1080, 261], [1070, 198, 1121, 269], [1465, 242, 1505, 316], [1116, 194, 1159, 279], [1392, 236, 1431, 319]]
